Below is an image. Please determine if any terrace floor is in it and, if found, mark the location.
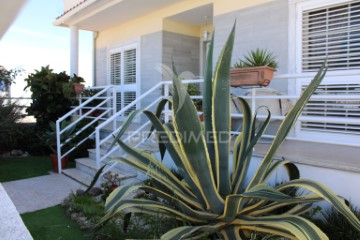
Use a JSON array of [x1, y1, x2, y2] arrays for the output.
[[253, 139, 360, 173]]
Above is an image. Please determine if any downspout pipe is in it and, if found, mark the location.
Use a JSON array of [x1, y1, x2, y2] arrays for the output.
[[92, 31, 98, 86]]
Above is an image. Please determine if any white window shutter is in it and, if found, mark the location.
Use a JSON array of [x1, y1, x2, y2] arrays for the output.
[[124, 49, 136, 84], [110, 52, 121, 85], [124, 91, 136, 116], [301, 83, 360, 135], [302, 1, 360, 71]]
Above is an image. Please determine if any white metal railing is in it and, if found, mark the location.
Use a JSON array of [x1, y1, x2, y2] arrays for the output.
[[79, 71, 360, 172], [95, 79, 203, 171], [56, 85, 116, 173]]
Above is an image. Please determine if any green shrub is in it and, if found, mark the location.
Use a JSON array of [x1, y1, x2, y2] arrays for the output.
[[313, 204, 360, 240], [100, 25, 360, 239], [64, 194, 182, 239], [0, 98, 25, 153], [24, 66, 75, 129]]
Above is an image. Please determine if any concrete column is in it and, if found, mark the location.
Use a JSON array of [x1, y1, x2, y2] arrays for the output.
[[70, 25, 79, 76]]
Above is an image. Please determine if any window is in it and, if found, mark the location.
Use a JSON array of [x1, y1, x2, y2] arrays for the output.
[[301, 83, 360, 135], [302, 1, 360, 71], [109, 43, 138, 116]]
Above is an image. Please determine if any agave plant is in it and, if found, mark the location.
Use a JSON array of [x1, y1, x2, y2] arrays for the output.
[[101, 25, 360, 239], [233, 48, 278, 68]]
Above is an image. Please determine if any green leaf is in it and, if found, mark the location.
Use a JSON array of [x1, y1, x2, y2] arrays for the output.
[[212, 23, 236, 196], [278, 178, 360, 232], [172, 61, 224, 212], [235, 215, 328, 240], [203, 32, 216, 179], [248, 63, 327, 189]]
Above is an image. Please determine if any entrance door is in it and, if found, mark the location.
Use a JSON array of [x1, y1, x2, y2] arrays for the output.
[[110, 43, 138, 118]]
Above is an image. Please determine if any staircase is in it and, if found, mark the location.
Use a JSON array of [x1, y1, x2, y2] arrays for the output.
[[56, 80, 203, 187], [62, 123, 160, 187]]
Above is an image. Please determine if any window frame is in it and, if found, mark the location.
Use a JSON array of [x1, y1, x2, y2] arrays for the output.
[[290, 0, 356, 73], [107, 40, 140, 116]]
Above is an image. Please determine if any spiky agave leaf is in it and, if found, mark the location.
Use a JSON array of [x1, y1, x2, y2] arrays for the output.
[[100, 23, 360, 239]]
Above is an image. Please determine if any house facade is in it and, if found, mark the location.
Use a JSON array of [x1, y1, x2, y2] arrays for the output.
[[55, 0, 360, 146], [54, 0, 360, 202]]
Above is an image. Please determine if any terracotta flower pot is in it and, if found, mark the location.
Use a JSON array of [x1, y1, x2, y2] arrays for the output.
[[230, 66, 276, 87], [73, 83, 85, 94], [50, 154, 69, 172]]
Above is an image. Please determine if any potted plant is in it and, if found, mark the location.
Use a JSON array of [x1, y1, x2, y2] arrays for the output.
[[71, 74, 85, 94], [231, 48, 278, 87], [42, 120, 76, 172]]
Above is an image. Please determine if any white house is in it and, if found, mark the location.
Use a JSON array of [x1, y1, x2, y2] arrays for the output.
[[54, 0, 360, 204]]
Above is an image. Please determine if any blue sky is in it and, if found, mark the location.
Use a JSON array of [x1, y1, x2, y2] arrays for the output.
[[0, 0, 92, 97]]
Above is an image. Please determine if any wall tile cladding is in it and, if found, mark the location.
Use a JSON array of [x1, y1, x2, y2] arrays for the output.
[[214, 0, 289, 93], [162, 31, 200, 79], [140, 31, 163, 111]]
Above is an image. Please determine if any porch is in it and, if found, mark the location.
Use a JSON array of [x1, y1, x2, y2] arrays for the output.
[[57, 71, 359, 164]]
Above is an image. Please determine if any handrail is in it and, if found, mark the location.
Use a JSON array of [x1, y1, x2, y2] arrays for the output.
[[95, 79, 204, 169], [56, 85, 115, 173], [74, 73, 359, 174]]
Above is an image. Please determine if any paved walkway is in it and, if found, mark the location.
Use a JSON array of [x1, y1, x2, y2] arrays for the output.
[[2, 173, 85, 214]]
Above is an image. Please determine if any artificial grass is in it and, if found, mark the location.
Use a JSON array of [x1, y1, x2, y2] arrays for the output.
[[0, 156, 51, 182], [21, 205, 87, 240], [0, 156, 76, 182]]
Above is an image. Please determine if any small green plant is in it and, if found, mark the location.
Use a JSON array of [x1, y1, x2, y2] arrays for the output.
[[70, 74, 85, 84], [187, 83, 202, 111], [41, 120, 76, 154], [101, 171, 122, 200], [234, 48, 278, 68], [99, 25, 360, 239]]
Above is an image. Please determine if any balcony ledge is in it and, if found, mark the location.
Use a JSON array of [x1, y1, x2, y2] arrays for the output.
[[253, 139, 360, 173]]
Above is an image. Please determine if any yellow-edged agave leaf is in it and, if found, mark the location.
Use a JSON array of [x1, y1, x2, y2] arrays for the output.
[[203, 32, 216, 180], [105, 184, 140, 212], [161, 222, 226, 240], [277, 179, 360, 231], [109, 109, 143, 150], [231, 97, 252, 192], [139, 185, 217, 220], [248, 64, 327, 189], [108, 198, 208, 224], [172, 61, 223, 212], [147, 98, 172, 160], [160, 226, 204, 240], [248, 195, 322, 216], [110, 156, 200, 208], [114, 139, 195, 197], [263, 160, 300, 183], [234, 215, 329, 240], [143, 110, 205, 204], [240, 225, 294, 239], [212, 23, 236, 196], [233, 104, 272, 195]]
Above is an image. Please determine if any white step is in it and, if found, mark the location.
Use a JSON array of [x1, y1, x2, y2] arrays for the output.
[[62, 168, 94, 187], [76, 158, 137, 180]]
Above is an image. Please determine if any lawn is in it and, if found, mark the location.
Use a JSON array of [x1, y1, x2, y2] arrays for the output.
[[0, 156, 51, 182], [21, 205, 88, 240], [0, 156, 76, 182]]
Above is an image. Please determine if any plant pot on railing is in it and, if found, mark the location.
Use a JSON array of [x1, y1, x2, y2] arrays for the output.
[[230, 66, 276, 87], [231, 48, 278, 87], [73, 83, 85, 94], [71, 74, 85, 94]]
